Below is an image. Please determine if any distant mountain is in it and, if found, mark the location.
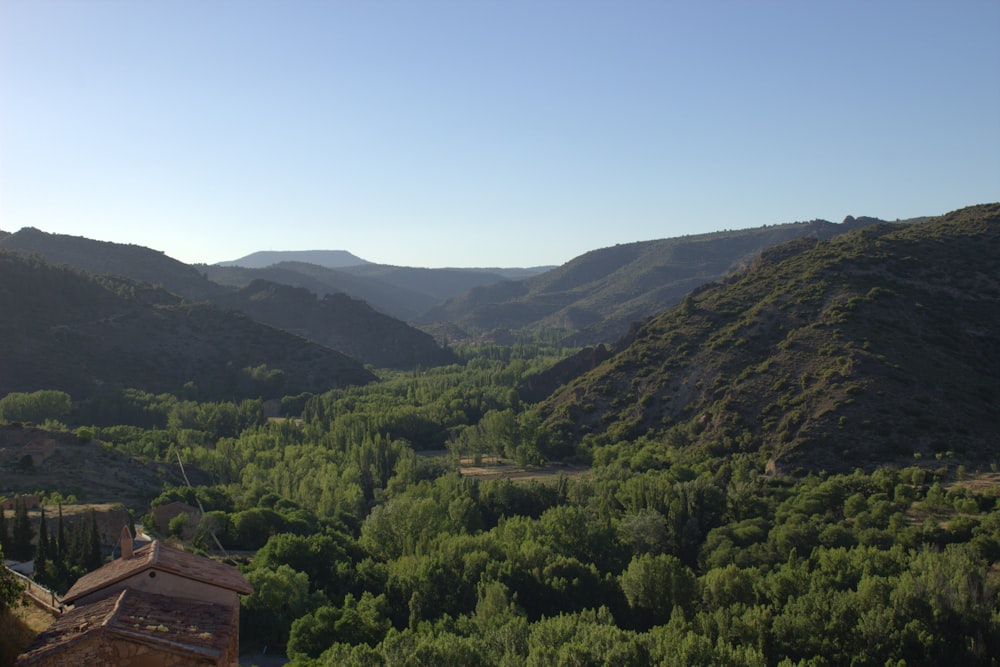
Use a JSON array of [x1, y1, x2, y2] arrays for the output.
[[418, 217, 884, 344], [204, 261, 554, 321], [341, 264, 555, 301], [534, 203, 1000, 472], [0, 229, 456, 369], [213, 280, 457, 370], [0, 252, 376, 400], [217, 249, 370, 269], [0, 227, 226, 301], [202, 262, 442, 321]]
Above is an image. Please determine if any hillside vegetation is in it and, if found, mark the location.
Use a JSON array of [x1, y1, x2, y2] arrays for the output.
[[205, 261, 552, 322], [0, 227, 226, 301], [3, 205, 1000, 665], [0, 252, 375, 400], [213, 280, 457, 370], [418, 216, 883, 344], [1, 230, 457, 370], [204, 261, 444, 321], [538, 203, 1000, 471]]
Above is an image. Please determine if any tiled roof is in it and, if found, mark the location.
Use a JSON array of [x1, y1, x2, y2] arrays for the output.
[[62, 540, 252, 604], [16, 588, 234, 664]]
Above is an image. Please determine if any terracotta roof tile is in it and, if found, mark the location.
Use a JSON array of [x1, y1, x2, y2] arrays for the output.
[[62, 540, 251, 604], [17, 589, 235, 664]]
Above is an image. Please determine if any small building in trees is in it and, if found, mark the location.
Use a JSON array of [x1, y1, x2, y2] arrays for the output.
[[17, 529, 251, 667], [151, 501, 202, 535], [1, 494, 41, 511]]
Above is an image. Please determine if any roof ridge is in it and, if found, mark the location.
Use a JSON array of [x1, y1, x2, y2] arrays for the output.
[[103, 589, 129, 629]]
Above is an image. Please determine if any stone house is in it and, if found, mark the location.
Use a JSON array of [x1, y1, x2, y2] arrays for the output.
[[17, 529, 251, 667], [150, 500, 202, 534]]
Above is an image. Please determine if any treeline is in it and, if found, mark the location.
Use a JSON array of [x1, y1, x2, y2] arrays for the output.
[[0, 500, 103, 594]]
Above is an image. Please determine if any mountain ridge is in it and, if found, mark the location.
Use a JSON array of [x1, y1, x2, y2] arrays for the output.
[[0, 230, 456, 369], [535, 203, 1000, 472], [213, 279, 457, 370], [0, 227, 226, 302], [417, 216, 890, 344], [217, 249, 371, 269], [0, 251, 376, 400]]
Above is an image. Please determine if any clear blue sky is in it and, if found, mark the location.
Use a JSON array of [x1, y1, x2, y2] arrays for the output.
[[2, 1, 997, 268]]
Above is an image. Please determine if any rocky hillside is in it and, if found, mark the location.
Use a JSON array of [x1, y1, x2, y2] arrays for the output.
[[0, 424, 197, 507], [0, 252, 375, 400], [536, 203, 1000, 472], [213, 280, 457, 370], [419, 217, 885, 344]]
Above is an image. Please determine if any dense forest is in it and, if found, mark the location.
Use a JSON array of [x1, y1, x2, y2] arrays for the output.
[[2, 339, 999, 665]]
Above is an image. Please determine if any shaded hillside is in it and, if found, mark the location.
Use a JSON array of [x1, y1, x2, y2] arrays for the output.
[[0, 424, 201, 506], [217, 249, 370, 269], [203, 262, 441, 320], [0, 252, 375, 400], [205, 262, 553, 322], [213, 280, 457, 370], [342, 264, 554, 301], [419, 217, 882, 344], [537, 203, 1000, 472], [0, 227, 226, 301]]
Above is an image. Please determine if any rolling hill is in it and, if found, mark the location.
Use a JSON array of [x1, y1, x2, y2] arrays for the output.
[[0, 227, 227, 301], [203, 261, 443, 321], [535, 203, 1000, 472], [0, 252, 376, 400], [212, 280, 457, 369], [0, 229, 458, 369], [418, 217, 886, 344], [204, 261, 554, 321]]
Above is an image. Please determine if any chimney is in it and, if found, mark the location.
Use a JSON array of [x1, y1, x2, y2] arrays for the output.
[[120, 524, 133, 559]]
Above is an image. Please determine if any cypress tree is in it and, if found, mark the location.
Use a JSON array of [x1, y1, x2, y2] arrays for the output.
[[11, 497, 35, 562], [86, 510, 102, 571], [54, 503, 69, 588], [35, 507, 49, 585], [68, 521, 86, 571], [56, 504, 67, 563]]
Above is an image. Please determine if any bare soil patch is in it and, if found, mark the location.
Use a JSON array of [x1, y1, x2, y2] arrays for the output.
[[458, 458, 590, 482], [946, 472, 1000, 495]]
